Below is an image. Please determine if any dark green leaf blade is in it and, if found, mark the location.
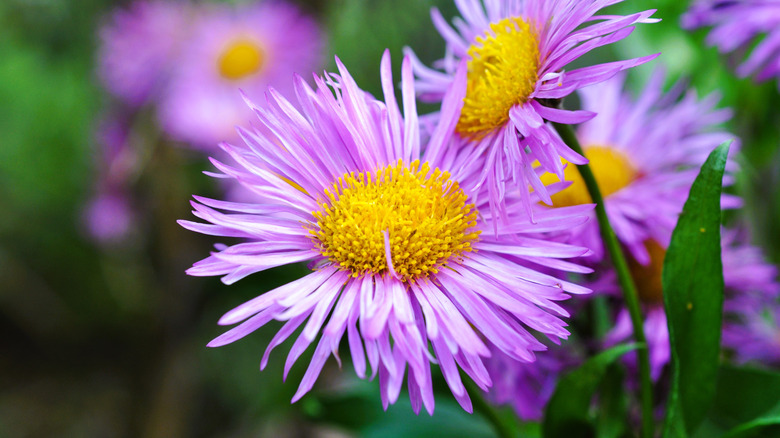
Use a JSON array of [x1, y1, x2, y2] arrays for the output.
[[721, 416, 780, 438], [694, 365, 780, 438], [662, 142, 731, 436], [543, 344, 638, 438]]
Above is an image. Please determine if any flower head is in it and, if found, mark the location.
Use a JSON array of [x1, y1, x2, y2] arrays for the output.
[[604, 229, 779, 378], [180, 51, 593, 413], [158, 1, 325, 149], [552, 69, 739, 264], [723, 299, 780, 366], [485, 340, 581, 420], [82, 114, 139, 244], [407, 0, 658, 216], [682, 0, 780, 86], [97, 1, 188, 106]]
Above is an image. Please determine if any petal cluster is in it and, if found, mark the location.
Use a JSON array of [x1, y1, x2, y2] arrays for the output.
[[683, 0, 780, 86], [181, 51, 594, 413], [574, 69, 739, 263], [407, 0, 659, 216]]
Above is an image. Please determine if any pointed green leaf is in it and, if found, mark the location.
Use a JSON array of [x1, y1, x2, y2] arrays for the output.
[[662, 142, 731, 437], [721, 416, 780, 438], [543, 344, 638, 438]]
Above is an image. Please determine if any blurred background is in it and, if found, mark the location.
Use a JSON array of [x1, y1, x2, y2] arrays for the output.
[[0, 0, 777, 437]]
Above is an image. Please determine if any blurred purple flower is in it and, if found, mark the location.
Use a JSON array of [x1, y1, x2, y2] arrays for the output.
[[97, 1, 188, 107], [407, 0, 658, 216], [723, 299, 780, 365], [158, 1, 325, 150], [83, 190, 135, 244], [604, 230, 779, 379], [555, 69, 739, 264], [82, 114, 138, 244], [683, 0, 780, 86], [179, 52, 594, 413], [485, 340, 581, 420]]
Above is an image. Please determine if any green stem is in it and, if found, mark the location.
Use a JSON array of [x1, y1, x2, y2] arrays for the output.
[[465, 379, 514, 438], [552, 122, 655, 438]]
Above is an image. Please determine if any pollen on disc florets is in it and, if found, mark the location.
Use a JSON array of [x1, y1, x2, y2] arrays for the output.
[[541, 146, 638, 207], [456, 17, 540, 138], [310, 160, 480, 282]]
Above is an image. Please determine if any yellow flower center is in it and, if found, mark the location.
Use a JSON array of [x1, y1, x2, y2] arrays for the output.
[[456, 17, 540, 138], [541, 146, 638, 207], [310, 160, 480, 282], [218, 39, 265, 81], [628, 240, 666, 304]]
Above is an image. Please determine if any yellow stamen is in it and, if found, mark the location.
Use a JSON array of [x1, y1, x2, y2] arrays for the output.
[[540, 146, 638, 207], [218, 39, 264, 81], [456, 17, 540, 138], [628, 240, 666, 304], [310, 160, 480, 282]]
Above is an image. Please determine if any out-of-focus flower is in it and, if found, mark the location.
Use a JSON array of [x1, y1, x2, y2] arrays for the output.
[[407, 0, 658, 216], [83, 190, 135, 244], [604, 231, 779, 378], [545, 70, 739, 264], [538, 69, 774, 379], [83, 114, 138, 243], [179, 52, 593, 413], [723, 299, 780, 366], [485, 340, 581, 420], [158, 1, 325, 149], [97, 1, 188, 107], [682, 0, 780, 86]]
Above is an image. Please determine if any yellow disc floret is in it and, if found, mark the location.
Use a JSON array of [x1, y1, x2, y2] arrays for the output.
[[311, 160, 480, 282], [457, 17, 540, 138], [628, 239, 666, 304], [541, 146, 638, 207], [218, 39, 265, 81]]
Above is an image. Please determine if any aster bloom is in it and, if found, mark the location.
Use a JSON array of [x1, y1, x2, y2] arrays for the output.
[[604, 230, 780, 379], [722, 299, 780, 365], [84, 190, 135, 244], [180, 52, 594, 413], [97, 0, 188, 107], [407, 0, 658, 216], [83, 114, 138, 243], [485, 340, 580, 420], [546, 69, 739, 264], [158, 1, 324, 149], [682, 0, 780, 86]]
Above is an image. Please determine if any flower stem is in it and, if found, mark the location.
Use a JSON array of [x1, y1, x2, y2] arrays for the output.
[[552, 122, 654, 438], [464, 379, 514, 438]]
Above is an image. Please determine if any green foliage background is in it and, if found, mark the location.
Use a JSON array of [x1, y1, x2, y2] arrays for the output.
[[0, 0, 777, 437]]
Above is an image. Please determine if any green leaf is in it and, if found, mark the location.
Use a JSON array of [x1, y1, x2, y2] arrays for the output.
[[694, 365, 780, 438], [595, 364, 630, 438], [662, 142, 731, 437], [542, 343, 638, 438], [721, 416, 780, 438]]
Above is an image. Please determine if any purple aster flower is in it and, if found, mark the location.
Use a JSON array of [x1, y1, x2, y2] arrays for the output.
[[604, 230, 779, 379], [723, 299, 780, 365], [545, 69, 774, 378], [682, 1, 780, 86], [406, 0, 658, 216], [83, 190, 135, 244], [179, 51, 594, 413], [158, 1, 325, 150], [97, 1, 188, 107], [547, 69, 740, 264], [82, 114, 138, 243], [485, 340, 581, 420]]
